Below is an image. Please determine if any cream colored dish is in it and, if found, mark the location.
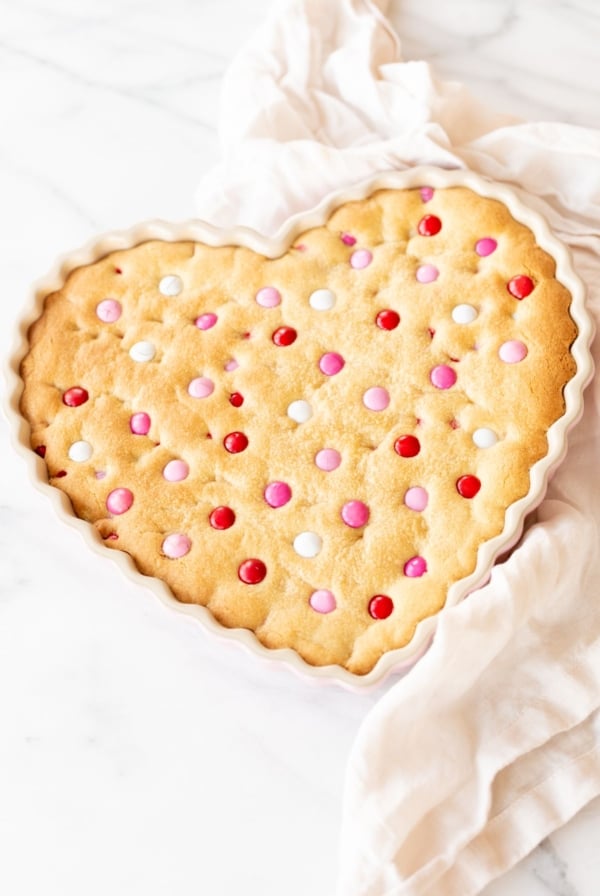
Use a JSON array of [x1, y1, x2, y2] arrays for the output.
[[6, 167, 594, 689]]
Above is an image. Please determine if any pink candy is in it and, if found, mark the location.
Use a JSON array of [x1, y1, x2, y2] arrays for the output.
[[319, 352, 345, 376], [256, 286, 281, 308], [264, 481, 292, 508], [499, 340, 528, 363], [341, 500, 369, 528], [475, 237, 497, 257], [416, 264, 439, 283], [315, 449, 341, 471], [96, 299, 122, 322], [162, 533, 191, 559], [130, 412, 151, 435], [163, 460, 189, 482], [363, 387, 390, 411], [350, 249, 373, 269], [420, 186, 434, 202], [404, 555, 427, 577], [309, 589, 337, 613], [195, 313, 218, 330], [106, 487, 133, 515], [188, 376, 214, 398], [430, 365, 457, 389], [404, 487, 428, 512]]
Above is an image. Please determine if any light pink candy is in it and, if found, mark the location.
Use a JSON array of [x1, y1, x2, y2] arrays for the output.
[[309, 589, 337, 613], [341, 500, 369, 528], [416, 264, 439, 283], [96, 299, 122, 322], [499, 340, 528, 363], [363, 387, 390, 411], [256, 286, 281, 308], [264, 481, 292, 508], [319, 352, 345, 376], [106, 487, 133, 515], [430, 365, 457, 389], [350, 249, 373, 269], [315, 449, 341, 471], [195, 313, 217, 330], [188, 376, 214, 398], [404, 555, 427, 577], [224, 359, 239, 372], [130, 412, 151, 435], [420, 186, 434, 202], [162, 533, 191, 559], [404, 487, 428, 512], [475, 237, 497, 257], [163, 460, 189, 482]]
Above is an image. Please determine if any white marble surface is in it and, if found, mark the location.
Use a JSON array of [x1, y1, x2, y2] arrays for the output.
[[1, 1, 599, 894]]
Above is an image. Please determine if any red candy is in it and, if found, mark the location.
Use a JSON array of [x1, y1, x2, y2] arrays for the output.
[[62, 386, 89, 407], [368, 595, 394, 620], [34, 445, 46, 458], [418, 215, 442, 236], [272, 326, 297, 346], [507, 275, 534, 299], [238, 558, 267, 584], [209, 506, 236, 529], [224, 431, 248, 453], [394, 435, 420, 458], [229, 392, 244, 407], [376, 310, 400, 330], [457, 475, 481, 498]]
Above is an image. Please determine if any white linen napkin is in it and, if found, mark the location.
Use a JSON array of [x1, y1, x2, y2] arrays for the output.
[[196, 1, 600, 893]]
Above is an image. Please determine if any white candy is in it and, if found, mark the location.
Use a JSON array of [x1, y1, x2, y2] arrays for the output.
[[129, 341, 156, 362], [68, 440, 92, 462], [452, 303, 478, 324], [159, 275, 183, 296], [473, 427, 498, 449], [309, 288, 336, 311], [293, 531, 322, 558], [287, 400, 313, 423]]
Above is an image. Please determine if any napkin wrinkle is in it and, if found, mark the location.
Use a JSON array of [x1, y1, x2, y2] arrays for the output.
[[461, 125, 600, 229], [196, 1, 600, 894], [425, 740, 600, 896]]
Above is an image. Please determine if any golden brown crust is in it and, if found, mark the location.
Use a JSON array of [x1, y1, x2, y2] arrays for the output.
[[20, 187, 577, 674]]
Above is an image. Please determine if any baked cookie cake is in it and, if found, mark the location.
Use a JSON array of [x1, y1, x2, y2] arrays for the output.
[[17, 174, 588, 678]]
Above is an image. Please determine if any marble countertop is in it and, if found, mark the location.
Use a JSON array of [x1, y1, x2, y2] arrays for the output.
[[1, 1, 599, 894]]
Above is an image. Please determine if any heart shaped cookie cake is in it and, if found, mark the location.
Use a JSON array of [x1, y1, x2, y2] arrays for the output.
[[16, 172, 591, 679]]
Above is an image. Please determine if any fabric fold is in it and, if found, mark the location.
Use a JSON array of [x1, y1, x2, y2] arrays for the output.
[[195, 1, 600, 893], [338, 503, 600, 895]]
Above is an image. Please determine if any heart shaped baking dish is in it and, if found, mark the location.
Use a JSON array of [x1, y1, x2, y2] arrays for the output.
[[6, 167, 594, 690]]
